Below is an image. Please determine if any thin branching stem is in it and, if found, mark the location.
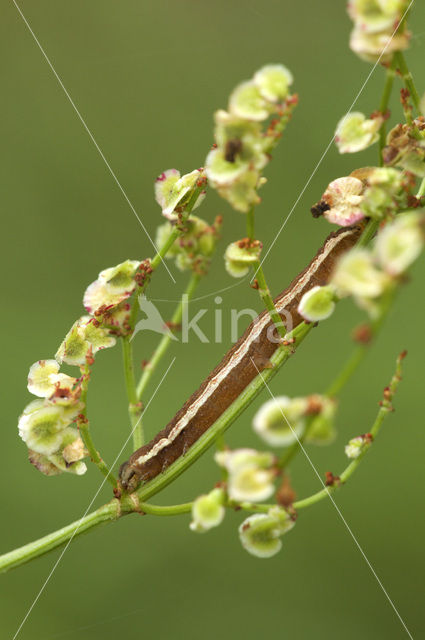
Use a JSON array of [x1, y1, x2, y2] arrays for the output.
[[136, 272, 201, 401], [78, 364, 117, 487], [394, 51, 422, 113], [121, 337, 142, 449]]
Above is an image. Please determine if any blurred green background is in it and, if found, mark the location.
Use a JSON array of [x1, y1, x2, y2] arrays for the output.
[[1, 1, 424, 638]]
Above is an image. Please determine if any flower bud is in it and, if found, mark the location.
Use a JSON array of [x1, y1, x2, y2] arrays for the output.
[[239, 507, 295, 558], [305, 396, 337, 445], [253, 397, 307, 447], [190, 488, 225, 533], [335, 112, 383, 154], [375, 211, 424, 276], [345, 434, 371, 459], [321, 176, 365, 227], [224, 240, 261, 278], [298, 285, 336, 322]]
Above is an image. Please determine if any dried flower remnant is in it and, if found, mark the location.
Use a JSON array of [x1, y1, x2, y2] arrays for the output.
[[383, 119, 425, 178]]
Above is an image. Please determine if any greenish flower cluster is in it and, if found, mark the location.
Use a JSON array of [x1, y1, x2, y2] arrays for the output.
[[332, 211, 424, 315], [18, 361, 87, 476], [156, 215, 222, 275], [205, 64, 296, 213], [348, 0, 410, 63], [383, 118, 425, 177]]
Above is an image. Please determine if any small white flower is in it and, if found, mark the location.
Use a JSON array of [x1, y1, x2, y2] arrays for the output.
[[347, 0, 408, 34], [253, 397, 307, 447], [349, 26, 410, 64], [331, 248, 389, 298], [155, 168, 205, 218], [345, 435, 371, 459], [321, 176, 365, 227], [27, 360, 77, 399], [224, 241, 261, 278], [375, 212, 424, 276], [229, 81, 271, 121], [335, 112, 383, 154], [298, 285, 336, 322], [253, 64, 293, 103], [56, 316, 116, 366], [215, 448, 274, 473], [190, 488, 225, 533], [215, 448, 276, 502], [83, 260, 140, 314], [18, 404, 77, 456], [205, 148, 248, 186], [239, 507, 295, 558]]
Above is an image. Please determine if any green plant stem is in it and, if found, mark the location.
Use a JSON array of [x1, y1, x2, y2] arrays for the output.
[[0, 322, 313, 572], [128, 226, 181, 331], [417, 177, 425, 198], [326, 285, 396, 397], [78, 365, 117, 487], [127, 182, 206, 332], [294, 352, 404, 510], [0, 501, 120, 573], [122, 336, 142, 449], [378, 59, 396, 165], [246, 207, 255, 241], [394, 51, 422, 113], [278, 218, 392, 466], [247, 208, 288, 341], [136, 272, 201, 401], [135, 322, 313, 503], [277, 415, 315, 469], [139, 501, 193, 516]]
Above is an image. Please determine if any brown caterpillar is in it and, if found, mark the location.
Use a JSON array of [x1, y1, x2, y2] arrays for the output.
[[119, 224, 363, 492]]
